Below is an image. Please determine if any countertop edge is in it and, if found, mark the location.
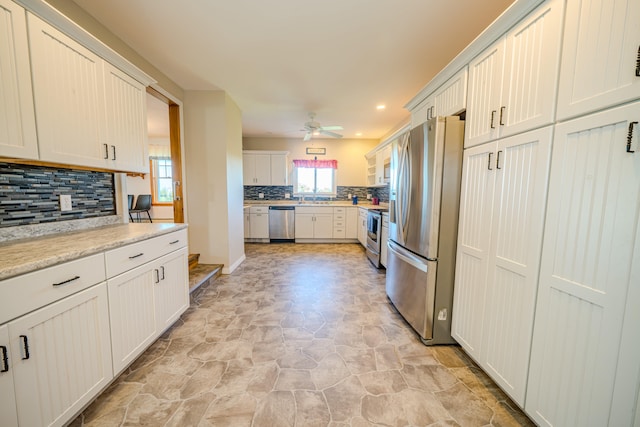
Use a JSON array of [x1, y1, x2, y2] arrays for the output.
[[0, 223, 188, 281]]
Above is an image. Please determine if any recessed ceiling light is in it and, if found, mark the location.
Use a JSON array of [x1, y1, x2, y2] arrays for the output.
[[356, 132, 363, 137], [376, 104, 386, 110]]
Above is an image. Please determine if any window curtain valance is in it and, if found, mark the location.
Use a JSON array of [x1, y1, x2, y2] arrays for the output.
[[293, 159, 338, 169]]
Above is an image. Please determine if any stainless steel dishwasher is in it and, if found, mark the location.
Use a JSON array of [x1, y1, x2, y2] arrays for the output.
[[268, 206, 295, 242]]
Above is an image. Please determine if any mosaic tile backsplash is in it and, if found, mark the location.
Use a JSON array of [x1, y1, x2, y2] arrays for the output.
[[0, 163, 116, 228], [244, 185, 389, 202]]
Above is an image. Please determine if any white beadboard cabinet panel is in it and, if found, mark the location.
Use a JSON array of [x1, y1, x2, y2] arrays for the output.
[[434, 67, 468, 117], [526, 102, 640, 426], [27, 12, 107, 170], [556, 0, 640, 121], [481, 127, 552, 405], [465, 39, 505, 148], [0, 0, 38, 160], [107, 265, 156, 375], [9, 283, 112, 427], [0, 325, 18, 427], [411, 96, 434, 129], [501, 0, 563, 137], [452, 142, 496, 357], [103, 63, 148, 173], [154, 247, 188, 334]]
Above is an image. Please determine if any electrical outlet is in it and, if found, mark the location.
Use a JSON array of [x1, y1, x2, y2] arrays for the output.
[[258, 193, 264, 199], [284, 193, 290, 199], [348, 193, 352, 199], [367, 194, 372, 200], [59, 194, 72, 211]]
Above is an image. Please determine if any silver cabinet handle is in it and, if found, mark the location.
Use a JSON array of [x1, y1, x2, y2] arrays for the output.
[[52, 276, 80, 287]]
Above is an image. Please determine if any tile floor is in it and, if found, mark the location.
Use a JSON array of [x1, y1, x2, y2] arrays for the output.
[[70, 243, 534, 426]]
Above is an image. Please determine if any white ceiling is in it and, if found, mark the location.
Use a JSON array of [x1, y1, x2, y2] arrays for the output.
[[72, 0, 514, 140]]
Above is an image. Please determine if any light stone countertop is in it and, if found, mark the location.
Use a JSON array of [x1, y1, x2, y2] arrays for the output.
[[244, 201, 389, 210], [0, 223, 187, 281]]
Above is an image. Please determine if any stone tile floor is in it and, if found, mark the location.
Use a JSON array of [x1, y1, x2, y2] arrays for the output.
[[71, 243, 534, 426]]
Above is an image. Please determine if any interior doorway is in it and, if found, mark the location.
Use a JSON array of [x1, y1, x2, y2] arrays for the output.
[[145, 87, 184, 223]]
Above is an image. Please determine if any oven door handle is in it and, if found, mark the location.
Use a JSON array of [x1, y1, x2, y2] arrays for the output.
[[388, 241, 430, 272]]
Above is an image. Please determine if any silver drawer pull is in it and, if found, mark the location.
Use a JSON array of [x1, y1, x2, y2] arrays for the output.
[[128, 253, 144, 259], [52, 276, 80, 287], [169, 240, 180, 244]]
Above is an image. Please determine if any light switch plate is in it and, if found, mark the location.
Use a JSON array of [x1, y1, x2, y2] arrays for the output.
[[284, 193, 290, 199], [59, 194, 72, 211], [258, 193, 264, 199]]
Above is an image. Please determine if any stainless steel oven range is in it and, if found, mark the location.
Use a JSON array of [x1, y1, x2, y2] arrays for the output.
[[365, 208, 386, 268]]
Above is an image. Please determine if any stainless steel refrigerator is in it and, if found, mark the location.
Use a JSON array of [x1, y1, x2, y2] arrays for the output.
[[386, 116, 464, 345]]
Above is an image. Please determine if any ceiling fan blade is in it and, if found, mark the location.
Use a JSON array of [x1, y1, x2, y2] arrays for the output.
[[303, 131, 312, 142], [320, 130, 343, 138], [320, 125, 343, 131]]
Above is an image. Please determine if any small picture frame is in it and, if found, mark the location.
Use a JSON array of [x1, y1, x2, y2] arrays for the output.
[[306, 147, 326, 155]]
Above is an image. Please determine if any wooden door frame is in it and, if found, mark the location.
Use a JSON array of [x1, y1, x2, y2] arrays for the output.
[[146, 86, 185, 223]]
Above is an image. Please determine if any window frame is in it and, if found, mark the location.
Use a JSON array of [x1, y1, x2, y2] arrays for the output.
[[149, 158, 174, 206], [292, 164, 337, 197]]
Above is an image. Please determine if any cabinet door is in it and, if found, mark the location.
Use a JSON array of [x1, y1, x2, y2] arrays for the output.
[[0, 325, 18, 427], [107, 265, 156, 374], [254, 154, 271, 185], [357, 210, 367, 246], [0, 0, 38, 160], [10, 284, 112, 427], [481, 127, 552, 405], [243, 154, 256, 184], [434, 67, 468, 117], [465, 39, 505, 148], [500, 0, 563, 138], [313, 214, 334, 238], [345, 207, 358, 239], [411, 96, 435, 128], [103, 63, 148, 173], [270, 154, 288, 185], [27, 13, 107, 170], [154, 248, 189, 334], [526, 103, 640, 427], [250, 213, 269, 238], [244, 211, 251, 239], [451, 141, 496, 357], [556, 0, 640, 120], [295, 214, 314, 239], [380, 224, 389, 267]]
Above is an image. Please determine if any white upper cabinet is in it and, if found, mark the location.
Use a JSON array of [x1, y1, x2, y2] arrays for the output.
[[411, 96, 434, 129], [556, 0, 640, 121], [526, 102, 640, 426], [0, 0, 38, 160], [465, 39, 505, 147], [465, 0, 564, 148], [434, 67, 468, 117], [28, 12, 107, 170], [26, 12, 149, 172], [243, 151, 288, 186], [103, 63, 148, 173]]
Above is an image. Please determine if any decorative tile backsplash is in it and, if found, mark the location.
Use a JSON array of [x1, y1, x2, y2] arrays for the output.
[[0, 163, 116, 228], [244, 185, 389, 202]]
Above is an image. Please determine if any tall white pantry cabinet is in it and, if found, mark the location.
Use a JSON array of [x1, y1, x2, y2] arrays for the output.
[[452, 0, 640, 424]]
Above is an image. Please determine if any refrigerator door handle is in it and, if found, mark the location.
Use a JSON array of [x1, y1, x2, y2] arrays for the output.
[[388, 241, 429, 272]]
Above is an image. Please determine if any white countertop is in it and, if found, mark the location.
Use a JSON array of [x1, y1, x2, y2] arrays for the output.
[[0, 223, 187, 281], [244, 201, 388, 210]]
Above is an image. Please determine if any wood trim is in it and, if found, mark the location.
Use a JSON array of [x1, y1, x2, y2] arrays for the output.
[[0, 157, 135, 174], [169, 103, 184, 223]]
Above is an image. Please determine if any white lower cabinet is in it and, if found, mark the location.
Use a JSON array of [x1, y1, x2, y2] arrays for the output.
[[9, 283, 113, 427], [0, 325, 18, 427], [526, 102, 640, 426], [247, 207, 269, 239], [452, 126, 552, 406], [295, 207, 333, 240], [154, 248, 189, 334], [380, 215, 389, 267], [345, 207, 358, 239], [357, 208, 368, 246], [107, 264, 156, 375]]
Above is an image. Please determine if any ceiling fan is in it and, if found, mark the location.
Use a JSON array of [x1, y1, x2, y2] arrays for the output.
[[302, 112, 343, 141]]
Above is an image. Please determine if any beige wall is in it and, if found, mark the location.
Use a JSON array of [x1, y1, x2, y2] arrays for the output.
[[242, 137, 379, 187], [43, 0, 183, 100], [184, 91, 245, 273]]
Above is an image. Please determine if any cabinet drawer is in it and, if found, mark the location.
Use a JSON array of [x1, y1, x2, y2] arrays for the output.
[[0, 253, 106, 324], [296, 206, 333, 214], [333, 228, 346, 238], [334, 214, 345, 221], [105, 230, 187, 278], [334, 221, 345, 227], [250, 206, 269, 214], [382, 216, 389, 226], [334, 207, 346, 214]]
